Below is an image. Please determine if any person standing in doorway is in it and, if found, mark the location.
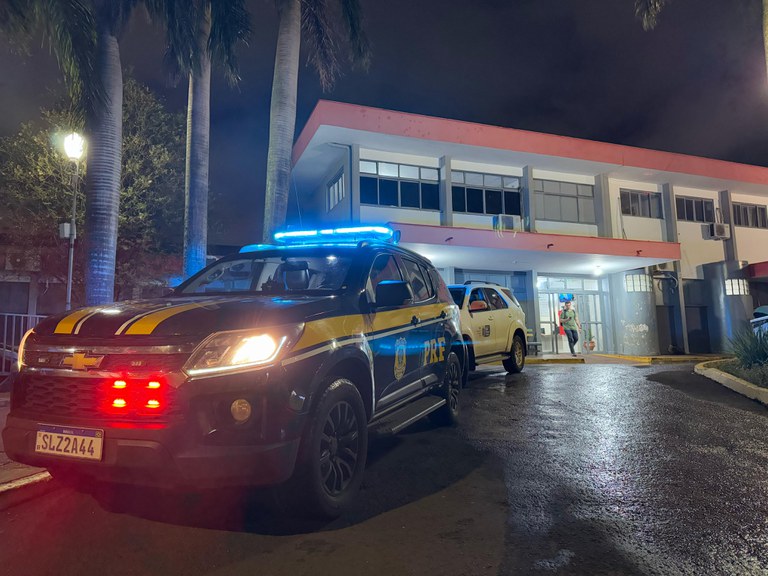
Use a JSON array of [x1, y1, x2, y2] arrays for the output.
[[559, 300, 581, 356]]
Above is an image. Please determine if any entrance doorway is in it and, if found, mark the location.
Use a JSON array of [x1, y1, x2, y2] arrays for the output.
[[538, 284, 606, 355]]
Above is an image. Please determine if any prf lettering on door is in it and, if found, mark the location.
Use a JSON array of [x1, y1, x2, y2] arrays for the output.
[[423, 337, 446, 364]]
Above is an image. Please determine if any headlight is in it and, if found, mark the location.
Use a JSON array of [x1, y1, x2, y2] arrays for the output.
[[184, 324, 304, 377], [17, 329, 33, 371]]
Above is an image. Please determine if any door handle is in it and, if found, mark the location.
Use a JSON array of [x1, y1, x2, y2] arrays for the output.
[[411, 315, 421, 326]]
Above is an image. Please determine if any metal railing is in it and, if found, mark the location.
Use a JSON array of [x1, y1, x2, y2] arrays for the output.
[[1, 313, 45, 376]]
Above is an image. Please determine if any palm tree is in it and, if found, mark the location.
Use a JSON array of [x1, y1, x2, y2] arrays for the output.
[[635, 0, 768, 82], [262, 0, 370, 242], [152, 0, 249, 277], [0, 0, 99, 117], [83, 0, 139, 305]]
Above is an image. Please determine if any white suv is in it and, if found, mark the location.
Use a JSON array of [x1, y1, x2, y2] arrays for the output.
[[448, 282, 527, 373]]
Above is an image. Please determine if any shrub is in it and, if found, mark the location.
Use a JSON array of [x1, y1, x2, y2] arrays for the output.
[[729, 329, 768, 369]]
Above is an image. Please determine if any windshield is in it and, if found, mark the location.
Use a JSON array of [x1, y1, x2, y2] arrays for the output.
[[178, 252, 353, 295], [449, 287, 465, 308]]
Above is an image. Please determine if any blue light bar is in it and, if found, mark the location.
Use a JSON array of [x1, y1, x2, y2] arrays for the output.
[[239, 243, 277, 253], [273, 226, 396, 244]]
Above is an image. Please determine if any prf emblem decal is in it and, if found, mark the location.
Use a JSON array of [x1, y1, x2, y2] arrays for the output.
[[394, 337, 407, 380]]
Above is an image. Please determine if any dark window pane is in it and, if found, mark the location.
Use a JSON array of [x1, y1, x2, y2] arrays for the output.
[[733, 205, 743, 226], [685, 198, 694, 221], [621, 191, 631, 215], [561, 196, 578, 222], [703, 200, 714, 223], [749, 205, 759, 227], [401, 258, 431, 302], [694, 199, 704, 222], [676, 197, 686, 220], [640, 194, 651, 217], [421, 183, 439, 210], [759, 207, 768, 228], [485, 189, 502, 214], [401, 181, 420, 208], [452, 186, 466, 212], [379, 179, 398, 206], [579, 198, 595, 223], [630, 193, 640, 216], [504, 191, 521, 215], [466, 188, 484, 213], [650, 194, 663, 219], [360, 176, 378, 205]]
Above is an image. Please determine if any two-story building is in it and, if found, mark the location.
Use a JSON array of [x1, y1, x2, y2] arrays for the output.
[[288, 100, 768, 356]]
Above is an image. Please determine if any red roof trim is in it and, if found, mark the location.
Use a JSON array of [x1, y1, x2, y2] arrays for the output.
[[749, 261, 768, 279], [294, 100, 768, 186]]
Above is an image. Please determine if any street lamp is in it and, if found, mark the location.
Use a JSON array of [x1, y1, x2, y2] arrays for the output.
[[63, 132, 85, 311]]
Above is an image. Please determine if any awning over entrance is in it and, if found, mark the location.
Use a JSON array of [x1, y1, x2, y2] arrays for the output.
[[748, 261, 768, 281], [391, 223, 681, 276]]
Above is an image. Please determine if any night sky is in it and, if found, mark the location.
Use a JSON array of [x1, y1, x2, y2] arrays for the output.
[[2, 0, 768, 245]]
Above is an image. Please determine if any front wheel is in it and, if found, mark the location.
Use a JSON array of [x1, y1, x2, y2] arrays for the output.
[[430, 352, 462, 426], [503, 334, 525, 373], [291, 378, 368, 518]]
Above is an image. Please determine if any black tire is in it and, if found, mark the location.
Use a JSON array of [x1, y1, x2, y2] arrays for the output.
[[430, 352, 461, 426], [291, 378, 368, 518], [503, 333, 525, 373]]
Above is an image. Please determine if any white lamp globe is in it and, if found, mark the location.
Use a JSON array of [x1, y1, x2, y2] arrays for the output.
[[63, 132, 85, 160]]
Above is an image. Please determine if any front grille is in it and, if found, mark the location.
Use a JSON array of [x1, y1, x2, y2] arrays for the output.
[[24, 352, 188, 373], [15, 374, 180, 420]]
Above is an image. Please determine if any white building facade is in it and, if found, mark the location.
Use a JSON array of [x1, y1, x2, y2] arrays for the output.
[[290, 101, 768, 355]]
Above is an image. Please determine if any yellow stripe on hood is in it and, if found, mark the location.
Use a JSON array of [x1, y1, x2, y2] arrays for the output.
[[54, 307, 100, 335], [122, 302, 206, 335]]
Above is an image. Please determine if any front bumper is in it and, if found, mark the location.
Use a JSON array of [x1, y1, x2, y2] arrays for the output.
[[2, 367, 307, 489], [2, 417, 300, 488]]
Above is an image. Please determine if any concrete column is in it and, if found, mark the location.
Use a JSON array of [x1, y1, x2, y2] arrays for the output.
[[350, 144, 361, 223], [702, 260, 752, 353], [661, 183, 689, 353], [525, 270, 541, 342], [718, 189, 738, 262], [594, 174, 612, 238], [609, 268, 660, 355], [27, 274, 38, 315], [439, 155, 453, 227], [522, 166, 536, 232]]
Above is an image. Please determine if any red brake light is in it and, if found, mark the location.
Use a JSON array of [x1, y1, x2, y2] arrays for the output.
[[103, 377, 169, 416], [112, 398, 127, 408]]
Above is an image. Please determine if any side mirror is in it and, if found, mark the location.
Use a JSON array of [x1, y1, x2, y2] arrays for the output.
[[469, 300, 489, 312], [374, 280, 413, 308]]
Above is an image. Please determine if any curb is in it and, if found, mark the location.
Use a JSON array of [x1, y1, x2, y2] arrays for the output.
[[0, 471, 55, 511], [694, 360, 768, 406], [527, 357, 585, 365], [595, 354, 726, 365]]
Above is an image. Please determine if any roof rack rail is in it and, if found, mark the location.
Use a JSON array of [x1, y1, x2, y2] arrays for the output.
[[463, 280, 504, 286]]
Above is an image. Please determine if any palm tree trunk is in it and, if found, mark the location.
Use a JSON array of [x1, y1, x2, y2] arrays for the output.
[[183, 7, 212, 277], [84, 21, 122, 305], [763, 0, 768, 84], [263, 0, 301, 242]]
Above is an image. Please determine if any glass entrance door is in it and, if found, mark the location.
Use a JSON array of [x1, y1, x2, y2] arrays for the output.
[[538, 291, 605, 354]]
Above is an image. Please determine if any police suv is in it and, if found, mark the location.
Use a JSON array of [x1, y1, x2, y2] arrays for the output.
[[3, 227, 465, 517]]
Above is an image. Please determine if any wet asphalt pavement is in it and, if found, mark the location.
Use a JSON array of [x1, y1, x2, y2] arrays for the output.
[[2, 362, 768, 575], [463, 363, 768, 575]]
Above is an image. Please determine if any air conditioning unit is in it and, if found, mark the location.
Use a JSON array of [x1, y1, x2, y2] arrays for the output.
[[492, 214, 522, 231], [708, 222, 731, 240]]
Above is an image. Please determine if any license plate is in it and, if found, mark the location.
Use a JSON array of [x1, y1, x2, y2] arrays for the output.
[[35, 425, 103, 461]]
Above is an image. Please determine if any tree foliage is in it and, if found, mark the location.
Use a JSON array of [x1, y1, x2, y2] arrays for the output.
[[0, 77, 184, 305]]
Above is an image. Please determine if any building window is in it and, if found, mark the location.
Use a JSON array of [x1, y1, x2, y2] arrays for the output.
[[620, 189, 663, 219], [725, 279, 750, 296], [451, 171, 521, 216], [359, 160, 440, 210], [676, 196, 715, 223], [624, 274, 652, 292], [534, 179, 595, 224], [732, 202, 768, 229], [327, 171, 345, 212]]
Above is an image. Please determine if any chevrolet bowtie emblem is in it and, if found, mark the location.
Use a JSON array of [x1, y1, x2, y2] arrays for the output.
[[62, 352, 103, 371]]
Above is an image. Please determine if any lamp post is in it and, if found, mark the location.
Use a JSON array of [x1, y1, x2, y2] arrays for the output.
[[63, 132, 85, 311]]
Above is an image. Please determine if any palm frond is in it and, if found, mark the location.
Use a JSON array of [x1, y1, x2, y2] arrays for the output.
[[635, 0, 668, 31], [145, 0, 202, 82], [302, 0, 340, 91], [209, 0, 250, 85], [339, 0, 370, 70]]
